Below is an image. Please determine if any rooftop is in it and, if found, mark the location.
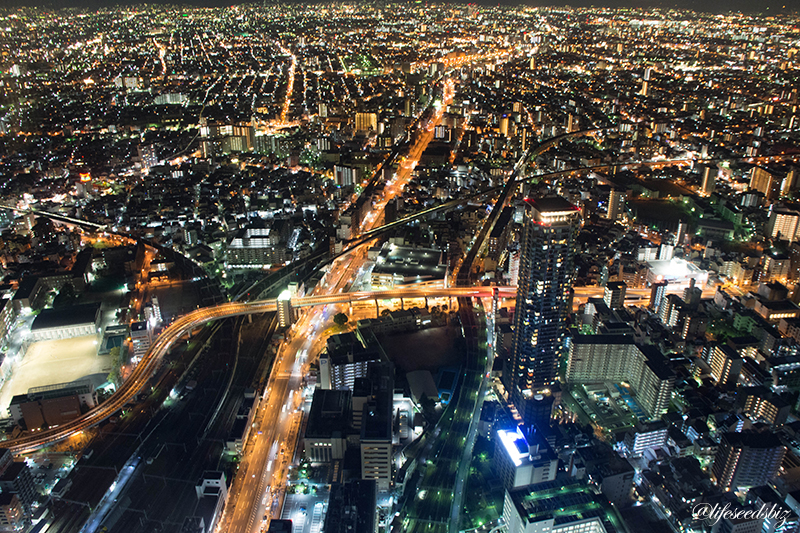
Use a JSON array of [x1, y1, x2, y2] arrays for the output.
[[646, 258, 707, 281], [509, 479, 622, 532], [31, 303, 101, 331], [305, 389, 351, 439], [525, 196, 579, 214]]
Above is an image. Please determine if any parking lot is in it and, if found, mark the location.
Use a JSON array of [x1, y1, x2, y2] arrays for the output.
[[282, 492, 328, 533], [567, 384, 640, 435], [26, 454, 74, 496]]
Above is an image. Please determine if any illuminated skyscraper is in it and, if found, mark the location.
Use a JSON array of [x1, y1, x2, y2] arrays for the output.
[[509, 197, 580, 418], [607, 189, 626, 221]]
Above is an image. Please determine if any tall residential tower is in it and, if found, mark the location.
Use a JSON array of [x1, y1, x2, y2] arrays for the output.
[[509, 197, 580, 426]]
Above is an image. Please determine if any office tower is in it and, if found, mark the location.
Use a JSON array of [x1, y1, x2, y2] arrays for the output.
[[509, 197, 580, 412], [604, 281, 627, 310], [494, 425, 558, 490], [713, 432, 785, 490], [701, 166, 716, 196]]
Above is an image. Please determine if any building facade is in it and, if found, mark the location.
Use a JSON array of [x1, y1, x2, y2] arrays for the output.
[[509, 197, 580, 405], [712, 432, 785, 490]]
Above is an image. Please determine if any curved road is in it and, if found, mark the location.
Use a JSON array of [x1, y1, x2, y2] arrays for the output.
[[0, 286, 515, 454]]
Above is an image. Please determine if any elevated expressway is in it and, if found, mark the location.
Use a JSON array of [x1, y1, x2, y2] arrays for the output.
[[0, 286, 517, 455]]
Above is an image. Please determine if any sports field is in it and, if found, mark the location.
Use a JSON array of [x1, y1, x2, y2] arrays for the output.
[[0, 335, 111, 416]]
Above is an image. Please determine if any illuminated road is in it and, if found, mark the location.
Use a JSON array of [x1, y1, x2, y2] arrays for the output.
[[356, 78, 455, 235], [223, 75, 457, 533], [0, 280, 713, 454], [0, 288, 489, 453], [218, 309, 317, 533], [279, 44, 296, 124]]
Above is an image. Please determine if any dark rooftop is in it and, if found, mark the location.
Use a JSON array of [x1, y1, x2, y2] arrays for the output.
[[525, 196, 579, 213], [305, 389, 351, 439], [31, 303, 100, 331]]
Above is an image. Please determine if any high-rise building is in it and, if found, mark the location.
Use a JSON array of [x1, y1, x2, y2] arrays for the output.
[[0, 493, 25, 531], [503, 480, 621, 533], [766, 206, 800, 242], [565, 335, 675, 419], [334, 165, 359, 187], [604, 281, 627, 310], [510, 197, 580, 406], [276, 289, 295, 328], [0, 463, 36, 515], [708, 344, 743, 387], [359, 364, 394, 492], [751, 167, 780, 201], [130, 321, 152, 363], [494, 425, 558, 490], [324, 480, 378, 533], [782, 167, 798, 197], [499, 115, 510, 137], [144, 295, 162, 327], [508, 250, 521, 287], [676, 221, 688, 246], [713, 431, 785, 490], [658, 293, 683, 328], [607, 189, 626, 221], [650, 281, 668, 313], [355, 112, 378, 134], [701, 166, 716, 196]]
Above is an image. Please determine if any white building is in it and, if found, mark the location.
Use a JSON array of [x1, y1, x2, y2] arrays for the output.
[[503, 480, 618, 533], [226, 227, 286, 269], [494, 426, 558, 490]]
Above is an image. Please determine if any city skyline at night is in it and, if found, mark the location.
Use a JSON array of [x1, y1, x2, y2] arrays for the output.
[[0, 2, 797, 533]]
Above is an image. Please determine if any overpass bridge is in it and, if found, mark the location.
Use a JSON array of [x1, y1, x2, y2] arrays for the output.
[[0, 286, 516, 454]]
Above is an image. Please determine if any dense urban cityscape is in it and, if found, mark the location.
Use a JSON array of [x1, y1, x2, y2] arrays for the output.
[[0, 2, 796, 533]]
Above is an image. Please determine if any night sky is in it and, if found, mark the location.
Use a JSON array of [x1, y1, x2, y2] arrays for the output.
[[0, 0, 795, 15]]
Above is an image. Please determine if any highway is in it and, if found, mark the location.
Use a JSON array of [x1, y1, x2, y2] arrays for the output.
[[218, 310, 316, 533], [0, 286, 519, 453], [219, 76, 457, 533]]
